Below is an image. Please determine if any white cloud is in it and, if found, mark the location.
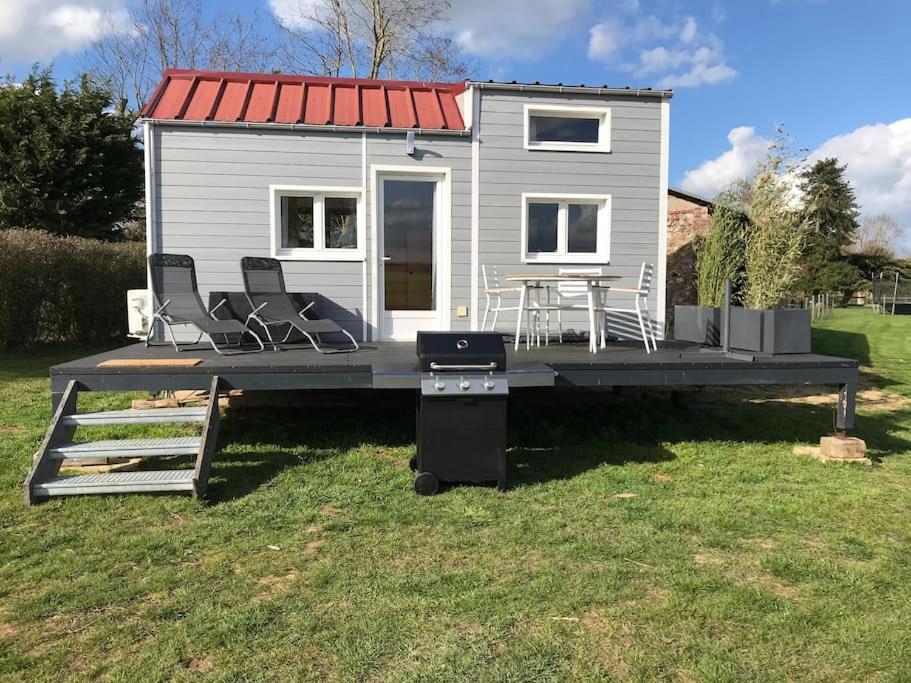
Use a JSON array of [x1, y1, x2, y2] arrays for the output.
[[680, 16, 697, 43], [588, 21, 621, 61], [267, 0, 331, 30], [445, 0, 591, 59], [681, 119, 911, 253], [657, 59, 737, 88], [809, 119, 911, 252], [0, 1, 132, 61], [680, 126, 771, 197], [710, 3, 727, 24], [587, 12, 736, 88], [269, 0, 592, 60]]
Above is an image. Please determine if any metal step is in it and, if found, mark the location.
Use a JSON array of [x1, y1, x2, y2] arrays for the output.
[[33, 470, 195, 497], [49, 436, 201, 460], [62, 407, 207, 426]]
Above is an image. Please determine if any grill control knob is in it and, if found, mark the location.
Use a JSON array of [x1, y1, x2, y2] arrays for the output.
[[434, 380, 446, 392], [459, 379, 471, 392], [484, 378, 496, 391]]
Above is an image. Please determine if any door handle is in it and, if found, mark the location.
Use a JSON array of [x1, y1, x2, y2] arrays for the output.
[[382, 256, 392, 261]]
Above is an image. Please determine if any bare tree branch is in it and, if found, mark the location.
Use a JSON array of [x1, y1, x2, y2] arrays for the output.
[[852, 213, 906, 258], [81, 0, 279, 113], [274, 0, 474, 81]]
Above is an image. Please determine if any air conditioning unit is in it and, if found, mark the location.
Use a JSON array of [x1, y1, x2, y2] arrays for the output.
[[127, 289, 151, 339]]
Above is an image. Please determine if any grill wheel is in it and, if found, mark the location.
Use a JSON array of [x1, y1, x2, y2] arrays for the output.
[[414, 472, 440, 496]]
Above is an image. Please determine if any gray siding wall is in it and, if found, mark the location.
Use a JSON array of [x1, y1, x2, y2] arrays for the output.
[[477, 90, 664, 340], [150, 88, 664, 343], [364, 135, 472, 333], [151, 126, 472, 340]]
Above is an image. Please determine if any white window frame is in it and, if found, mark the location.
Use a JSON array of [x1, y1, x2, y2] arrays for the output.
[[523, 104, 612, 153], [520, 192, 611, 265], [269, 184, 366, 261]]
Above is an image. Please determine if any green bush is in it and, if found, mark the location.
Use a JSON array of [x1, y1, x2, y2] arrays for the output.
[[0, 229, 145, 348], [696, 205, 750, 307]]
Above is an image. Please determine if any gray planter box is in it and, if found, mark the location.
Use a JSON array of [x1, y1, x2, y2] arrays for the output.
[[673, 305, 721, 345], [725, 307, 811, 354], [762, 308, 812, 354], [675, 305, 811, 354]]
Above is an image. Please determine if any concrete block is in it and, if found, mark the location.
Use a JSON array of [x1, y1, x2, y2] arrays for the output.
[[793, 436, 871, 465], [820, 435, 868, 461]]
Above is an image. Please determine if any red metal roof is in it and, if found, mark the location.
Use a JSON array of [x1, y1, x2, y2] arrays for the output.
[[142, 69, 467, 131]]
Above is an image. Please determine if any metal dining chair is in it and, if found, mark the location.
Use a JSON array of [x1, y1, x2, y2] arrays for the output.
[[481, 265, 522, 332], [555, 267, 602, 345], [597, 263, 657, 353]]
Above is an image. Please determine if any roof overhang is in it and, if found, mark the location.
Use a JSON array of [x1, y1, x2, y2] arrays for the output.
[[466, 80, 673, 99], [140, 118, 471, 136]]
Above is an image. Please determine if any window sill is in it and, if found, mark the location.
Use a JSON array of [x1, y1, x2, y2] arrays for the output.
[[524, 253, 610, 265], [273, 249, 365, 262], [524, 142, 611, 153]]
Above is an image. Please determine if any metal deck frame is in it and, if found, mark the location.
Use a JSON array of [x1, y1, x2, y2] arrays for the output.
[[50, 340, 860, 429]]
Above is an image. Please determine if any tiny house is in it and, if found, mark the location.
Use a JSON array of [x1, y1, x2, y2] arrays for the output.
[[140, 69, 672, 342]]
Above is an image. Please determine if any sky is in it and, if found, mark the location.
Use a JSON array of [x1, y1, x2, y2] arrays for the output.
[[1, 0, 910, 252]]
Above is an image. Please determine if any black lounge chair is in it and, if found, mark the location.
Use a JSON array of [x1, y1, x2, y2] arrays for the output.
[[148, 253, 264, 354], [240, 257, 359, 353]]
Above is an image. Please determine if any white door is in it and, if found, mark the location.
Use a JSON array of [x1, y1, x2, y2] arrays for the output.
[[378, 175, 442, 340]]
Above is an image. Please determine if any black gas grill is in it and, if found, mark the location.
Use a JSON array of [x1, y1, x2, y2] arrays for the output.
[[413, 332, 508, 495]]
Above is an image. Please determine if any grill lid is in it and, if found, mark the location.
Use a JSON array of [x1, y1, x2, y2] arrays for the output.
[[416, 332, 507, 372]]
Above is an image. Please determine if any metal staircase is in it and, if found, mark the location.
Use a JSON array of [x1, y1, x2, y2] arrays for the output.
[[25, 377, 221, 504]]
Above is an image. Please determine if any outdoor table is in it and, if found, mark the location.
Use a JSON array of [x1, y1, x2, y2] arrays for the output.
[[504, 274, 622, 353]]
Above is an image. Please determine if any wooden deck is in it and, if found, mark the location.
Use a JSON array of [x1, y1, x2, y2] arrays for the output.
[[49, 338, 860, 428], [50, 339, 856, 387]]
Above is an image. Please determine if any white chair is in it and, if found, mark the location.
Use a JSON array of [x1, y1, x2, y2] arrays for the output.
[[481, 265, 522, 332], [555, 267, 602, 345], [597, 263, 657, 353]]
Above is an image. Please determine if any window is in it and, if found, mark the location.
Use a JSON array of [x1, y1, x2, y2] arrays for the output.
[[524, 104, 611, 152], [270, 186, 364, 261], [521, 193, 611, 264]]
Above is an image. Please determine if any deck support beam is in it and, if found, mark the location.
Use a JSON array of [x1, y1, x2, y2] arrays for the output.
[[836, 382, 857, 431]]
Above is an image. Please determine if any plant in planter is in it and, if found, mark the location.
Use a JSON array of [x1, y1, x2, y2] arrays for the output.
[[733, 130, 812, 353], [677, 126, 814, 353], [675, 204, 749, 345]]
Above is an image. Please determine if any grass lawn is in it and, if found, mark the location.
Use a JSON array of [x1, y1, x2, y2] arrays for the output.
[[1, 308, 910, 681]]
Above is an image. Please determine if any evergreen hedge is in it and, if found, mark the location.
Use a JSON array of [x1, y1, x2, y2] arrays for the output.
[[0, 229, 145, 348]]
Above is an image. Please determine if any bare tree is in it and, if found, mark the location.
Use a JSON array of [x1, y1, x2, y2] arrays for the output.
[[274, 0, 473, 81], [852, 213, 906, 258], [82, 0, 279, 115]]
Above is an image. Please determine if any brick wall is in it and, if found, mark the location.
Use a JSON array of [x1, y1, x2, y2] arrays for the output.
[[666, 197, 713, 333]]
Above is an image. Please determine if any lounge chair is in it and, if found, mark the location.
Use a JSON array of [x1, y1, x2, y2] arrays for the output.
[[147, 253, 264, 354], [240, 257, 359, 353]]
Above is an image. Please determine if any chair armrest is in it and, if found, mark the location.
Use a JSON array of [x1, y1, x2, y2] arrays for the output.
[[606, 287, 644, 293], [486, 286, 522, 293], [208, 298, 228, 318], [153, 299, 171, 318], [298, 301, 316, 320]]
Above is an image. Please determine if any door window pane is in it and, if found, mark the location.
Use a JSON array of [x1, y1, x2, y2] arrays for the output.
[[529, 116, 599, 144], [325, 196, 357, 249], [383, 180, 435, 311], [527, 202, 558, 253], [282, 196, 314, 248], [567, 203, 598, 253]]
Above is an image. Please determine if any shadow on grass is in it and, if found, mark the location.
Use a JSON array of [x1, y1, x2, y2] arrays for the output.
[[203, 387, 911, 500], [812, 327, 871, 362], [205, 448, 331, 503]]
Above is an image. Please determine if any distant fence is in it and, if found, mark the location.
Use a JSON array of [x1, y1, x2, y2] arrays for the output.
[[872, 273, 911, 315], [782, 293, 838, 322]]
